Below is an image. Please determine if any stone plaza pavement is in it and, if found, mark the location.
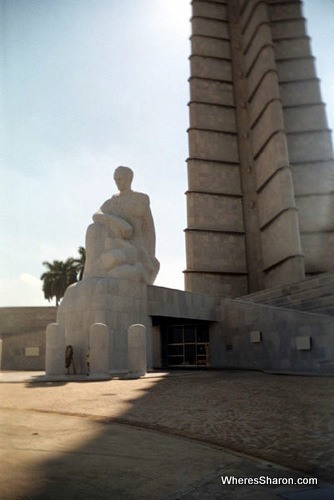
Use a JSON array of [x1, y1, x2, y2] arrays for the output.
[[1, 369, 334, 499]]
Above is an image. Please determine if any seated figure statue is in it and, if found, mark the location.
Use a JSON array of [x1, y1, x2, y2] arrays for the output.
[[83, 166, 160, 284]]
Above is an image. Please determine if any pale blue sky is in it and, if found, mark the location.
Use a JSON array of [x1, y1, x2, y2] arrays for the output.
[[1, 0, 334, 306]]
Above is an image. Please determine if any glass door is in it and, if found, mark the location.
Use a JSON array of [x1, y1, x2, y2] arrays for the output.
[[166, 324, 209, 367]]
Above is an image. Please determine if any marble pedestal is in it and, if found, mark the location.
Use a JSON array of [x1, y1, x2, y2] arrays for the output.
[[52, 278, 150, 375]]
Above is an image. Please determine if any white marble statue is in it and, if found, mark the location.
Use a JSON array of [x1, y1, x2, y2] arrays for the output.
[[83, 166, 160, 284]]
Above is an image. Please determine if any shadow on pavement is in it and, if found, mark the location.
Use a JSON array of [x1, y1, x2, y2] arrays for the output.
[[1, 370, 334, 499]]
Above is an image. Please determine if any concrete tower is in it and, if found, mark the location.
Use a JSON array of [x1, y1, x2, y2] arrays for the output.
[[185, 0, 334, 297]]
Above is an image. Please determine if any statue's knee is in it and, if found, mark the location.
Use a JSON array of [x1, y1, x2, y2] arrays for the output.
[[86, 223, 107, 248], [86, 223, 99, 239]]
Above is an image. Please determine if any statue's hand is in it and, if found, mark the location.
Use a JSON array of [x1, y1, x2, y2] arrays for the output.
[[93, 212, 133, 239], [93, 212, 108, 225]]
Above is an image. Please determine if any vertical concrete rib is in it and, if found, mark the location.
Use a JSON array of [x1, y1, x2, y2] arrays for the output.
[[268, 0, 334, 277], [227, 0, 304, 290], [226, 0, 265, 292]]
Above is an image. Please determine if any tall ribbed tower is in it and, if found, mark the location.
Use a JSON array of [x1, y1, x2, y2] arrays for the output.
[[185, 0, 334, 297]]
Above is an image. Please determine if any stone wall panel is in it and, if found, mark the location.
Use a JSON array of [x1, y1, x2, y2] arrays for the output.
[[271, 19, 306, 40], [187, 160, 242, 195], [188, 129, 239, 162], [190, 55, 233, 81], [297, 194, 334, 232], [277, 58, 316, 82], [284, 104, 328, 133], [191, 36, 231, 59], [187, 192, 244, 232], [192, 1, 228, 21], [185, 272, 248, 298], [192, 17, 229, 39], [301, 233, 334, 273], [189, 102, 236, 132], [269, 2, 302, 21], [189, 79, 235, 106], [287, 131, 333, 163], [0, 307, 56, 370], [279, 80, 321, 107], [186, 230, 247, 272], [274, 37, 311, 60], [291, 162, 334, 195]]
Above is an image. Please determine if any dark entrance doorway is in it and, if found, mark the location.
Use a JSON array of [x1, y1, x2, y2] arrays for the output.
[[152, 318, 210, 368], [166, 323, 209, 367]]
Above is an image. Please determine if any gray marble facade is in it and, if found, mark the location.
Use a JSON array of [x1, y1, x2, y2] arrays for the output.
[[185, 0, 334, 297]]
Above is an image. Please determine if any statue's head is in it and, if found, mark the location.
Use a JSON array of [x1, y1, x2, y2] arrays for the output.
[[114, 166, 133, 192]]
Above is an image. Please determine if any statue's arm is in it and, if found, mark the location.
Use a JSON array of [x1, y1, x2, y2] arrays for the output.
[[92, 201, 132, 239], [142, 196, 156, 256], [92, 209, 108, 225], [92, 199, 111, 222]]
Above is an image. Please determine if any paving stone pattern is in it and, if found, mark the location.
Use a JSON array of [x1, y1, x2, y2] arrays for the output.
[[1, 370, 334, 483]]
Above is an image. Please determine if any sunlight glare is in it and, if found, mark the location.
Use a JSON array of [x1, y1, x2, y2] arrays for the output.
[[151, 0, 191, 35]]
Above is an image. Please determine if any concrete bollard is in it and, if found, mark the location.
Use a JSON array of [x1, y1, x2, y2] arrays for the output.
[[128, 324, 147, 376], [89, 323, 110, 375], [45, 323, 65, 375]]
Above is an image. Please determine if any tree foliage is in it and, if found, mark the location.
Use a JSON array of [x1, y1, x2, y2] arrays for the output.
[[73, 246, 86, 281], [40, 247, 86, 306]]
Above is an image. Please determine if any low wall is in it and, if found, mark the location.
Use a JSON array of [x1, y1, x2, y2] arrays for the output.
[[0, 307, 56, 370], [220, 299, 334, 374], [2, 295, 334, 374]]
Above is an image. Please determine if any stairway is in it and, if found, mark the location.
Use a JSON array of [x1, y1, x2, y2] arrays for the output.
[[237, 272, 334, 316]]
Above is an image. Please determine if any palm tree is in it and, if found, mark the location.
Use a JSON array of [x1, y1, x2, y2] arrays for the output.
[[73, 246, 86, 281], [40, 258, 78, 306]]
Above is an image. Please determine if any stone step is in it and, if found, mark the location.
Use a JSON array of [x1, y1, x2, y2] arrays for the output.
[[312, 305, 334, 315], [258, 283, 334, 307], [237, 271, 334, 316], [239, 272, 334, 304], [290, 294, 334, 313], [304, 294, 334, 309]]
